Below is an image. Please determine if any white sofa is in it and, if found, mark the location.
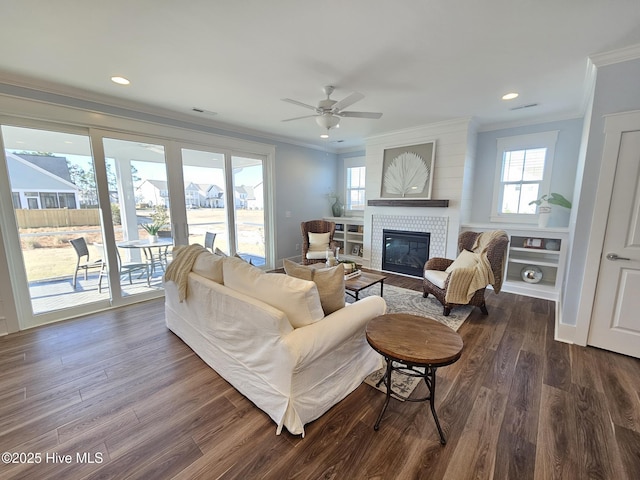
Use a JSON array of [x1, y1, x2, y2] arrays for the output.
[[164, 251, 385, 436]]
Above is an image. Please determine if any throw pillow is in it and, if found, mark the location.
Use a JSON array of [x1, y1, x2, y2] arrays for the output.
[[308, 232, 331, 252], [283, 259, 345, 315], [445, 249, 479, 274], [192, 251, 224, 283], [223, 257, 324, 328]]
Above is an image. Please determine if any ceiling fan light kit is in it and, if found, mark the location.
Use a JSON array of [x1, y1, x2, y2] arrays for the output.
[[316, 113, 340, 130], [282, 85, 382, 134]]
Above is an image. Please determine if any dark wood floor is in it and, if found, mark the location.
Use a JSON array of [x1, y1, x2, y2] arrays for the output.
[[1, 272, 639, 479]]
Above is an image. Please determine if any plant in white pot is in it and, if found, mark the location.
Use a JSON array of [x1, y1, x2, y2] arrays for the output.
[[529, 193, 572, 228], [141, 206, 169, 243], [141, 222, 162, 243]]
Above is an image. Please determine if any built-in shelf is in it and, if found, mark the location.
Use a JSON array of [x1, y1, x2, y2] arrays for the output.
[[367, 199, 449, 207], [461, 224, 569, 301], [325, 217, 364, 262]]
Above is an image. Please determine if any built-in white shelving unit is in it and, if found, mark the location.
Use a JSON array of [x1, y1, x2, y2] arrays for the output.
[[462, 224, 569, 301], [325, 217, 364, 263]]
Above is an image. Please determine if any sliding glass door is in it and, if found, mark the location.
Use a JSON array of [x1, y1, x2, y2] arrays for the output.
[[1, 124, 109, 318], [179, 148, 268, 266], [231, 155, 266, 265], [180, 148, 230, 254], [0, 104, 274, 331], [101, 136, 170, 298]]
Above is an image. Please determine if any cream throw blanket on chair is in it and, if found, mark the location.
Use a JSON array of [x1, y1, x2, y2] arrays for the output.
[[164, 244, 208, 301], [444, 230, 506, 304]]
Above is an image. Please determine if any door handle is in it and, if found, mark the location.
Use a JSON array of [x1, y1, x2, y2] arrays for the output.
[[606, 253, 631, 261]]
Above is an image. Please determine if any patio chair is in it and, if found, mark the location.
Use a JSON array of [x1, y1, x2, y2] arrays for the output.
[[204, 231, 216, 252], [98, 249, 150, 293], [70, 237, 103, 288]]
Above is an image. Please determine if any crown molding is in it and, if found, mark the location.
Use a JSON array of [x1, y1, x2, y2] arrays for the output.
[[365, 117, 474, 143], [477, 112, 584, 133], [589, 43, 640, 67]]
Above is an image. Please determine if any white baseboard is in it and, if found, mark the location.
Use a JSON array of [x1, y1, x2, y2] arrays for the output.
[[554, 298, 576, 344]]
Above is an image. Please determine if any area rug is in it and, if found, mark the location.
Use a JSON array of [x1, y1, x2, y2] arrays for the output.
[[350, 284, 472, 400]]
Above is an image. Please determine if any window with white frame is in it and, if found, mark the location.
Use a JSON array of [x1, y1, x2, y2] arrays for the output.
[[346, 163, 365, 211], [491, 131, 558, 222]]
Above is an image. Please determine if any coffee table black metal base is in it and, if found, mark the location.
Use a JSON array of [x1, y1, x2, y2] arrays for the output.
[[373, 358, 447, 444]]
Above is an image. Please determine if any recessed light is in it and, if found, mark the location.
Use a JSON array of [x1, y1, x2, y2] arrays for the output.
[[111, 76, 130, 85], [502, 92, 519, 100], [320, 133, 329, 139]]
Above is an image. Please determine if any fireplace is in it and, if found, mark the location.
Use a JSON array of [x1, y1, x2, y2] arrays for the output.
[[382, 229, 430, 277]]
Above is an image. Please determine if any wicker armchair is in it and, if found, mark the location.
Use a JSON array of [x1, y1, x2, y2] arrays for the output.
[[300, 220, 338, 265], [423, 231, 509, 316]]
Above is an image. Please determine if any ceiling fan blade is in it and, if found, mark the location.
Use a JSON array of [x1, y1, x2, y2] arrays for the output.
[[281, 98, 318, 111], [281, 114, 318, 122], [331, 92, 364, 112], [338, 111, 383, 119]]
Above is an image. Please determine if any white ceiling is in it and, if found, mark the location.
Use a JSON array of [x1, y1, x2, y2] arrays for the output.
[[1, 0, 640, 151]]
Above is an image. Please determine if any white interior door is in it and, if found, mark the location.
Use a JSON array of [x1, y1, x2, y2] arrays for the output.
[[588, 129, 640, 358]]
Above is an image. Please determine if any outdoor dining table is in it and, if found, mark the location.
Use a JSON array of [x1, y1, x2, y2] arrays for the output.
[[117, 238, 173, 275]]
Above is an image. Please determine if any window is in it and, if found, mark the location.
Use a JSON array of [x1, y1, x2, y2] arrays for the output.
[[346, 164, 366, 211], [491, 131, 558, 222]]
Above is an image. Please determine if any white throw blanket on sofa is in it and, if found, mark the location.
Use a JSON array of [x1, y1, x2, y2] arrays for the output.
[[164, 244, 208, 301]]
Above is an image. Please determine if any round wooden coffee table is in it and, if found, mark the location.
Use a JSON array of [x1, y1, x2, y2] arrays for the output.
[[365, 313, 464, 445]]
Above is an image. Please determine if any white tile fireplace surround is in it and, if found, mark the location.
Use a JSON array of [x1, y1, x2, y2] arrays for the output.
[[371, 215, 448, 271]]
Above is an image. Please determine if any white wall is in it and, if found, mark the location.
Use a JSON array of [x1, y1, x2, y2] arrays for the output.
[[564, 56, 640, 331], [363, 118, 475, 263], [471, 117, 583, 227]]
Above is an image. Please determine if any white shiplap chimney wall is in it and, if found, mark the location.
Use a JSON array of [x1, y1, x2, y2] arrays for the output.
[[362, 118, 476, 268]]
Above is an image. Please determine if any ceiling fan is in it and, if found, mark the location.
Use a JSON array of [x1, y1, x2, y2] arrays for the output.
[[281, 86, 382, 132]]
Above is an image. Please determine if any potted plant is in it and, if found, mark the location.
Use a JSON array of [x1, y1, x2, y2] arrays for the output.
[[142, 205, 169, 242], [529, 193, 572, 228], [141, 222, 162, 243]]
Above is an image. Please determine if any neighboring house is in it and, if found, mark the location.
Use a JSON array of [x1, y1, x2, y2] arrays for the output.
[[136, 179, 169, 207], [204, 184, 224, 208], [184, 182, 201, 208], [6, 152, 80, 209], [136, 180, 226, 208], [247, 182, 263, 210], [234, 185, 255, 209]]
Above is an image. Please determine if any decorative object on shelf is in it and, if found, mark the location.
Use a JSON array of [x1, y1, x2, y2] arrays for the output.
[[327, 191, 344, 217], [380, 141, 435, 199], [351, 245, 360, 256], [545, 239, 560, 251], [521, 265, 543, 284], [529, 193, 572, 228], [523, 238, 544, 249]]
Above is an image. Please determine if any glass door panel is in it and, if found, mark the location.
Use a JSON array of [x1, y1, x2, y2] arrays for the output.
[[180, 148, 229, 253], [102, 138, 170, 296], [1, 125, 107, 315], [231, 155, 265, 266]]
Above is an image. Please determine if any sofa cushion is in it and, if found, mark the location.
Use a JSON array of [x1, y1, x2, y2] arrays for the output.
[[283, 259, 345, 315], [308, 232, 331, 252], [424, 269, 448, 289], [445, 249, 479, 274], [192, 251, 224, 283], [223, 256, 324, 328]]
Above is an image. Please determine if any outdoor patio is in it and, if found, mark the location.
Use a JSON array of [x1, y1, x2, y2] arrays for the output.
[[28, 269, 165, 314]]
